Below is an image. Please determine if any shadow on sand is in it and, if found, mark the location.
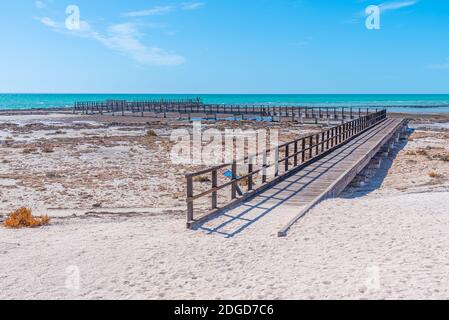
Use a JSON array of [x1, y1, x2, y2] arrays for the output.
[[192, 122, 402, 237], [341, 127, 414, 199]]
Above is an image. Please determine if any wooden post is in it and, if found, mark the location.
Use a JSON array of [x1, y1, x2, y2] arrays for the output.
[[321, 132, 325, 152], [187, 176, 194, 224], [262, 151, 267, 184], [275, 148, 279, 177], [212, 170, 217, 209], [331, 128, 335, 148], [285, 144, 289, 172], [309, 136, 313, 159], [231, 162, 237, 199], [302, 139, 306, 163], [248, 158, 253, 191], [294, 141, 298, 167]]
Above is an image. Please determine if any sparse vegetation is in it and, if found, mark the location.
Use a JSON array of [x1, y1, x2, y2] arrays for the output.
[[437, 153, 449, 162], [41, 142, 55, 153], [416, 149, 429, 156], [3, 207, 50, 229], [194, 175, 211, 183], [428, 170, 443, 179], [4, 137, 14, 147], [22, 144, 38, 154], [146, 129, 158, 137]]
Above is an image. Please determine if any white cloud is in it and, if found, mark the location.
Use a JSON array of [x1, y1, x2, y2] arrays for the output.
[[123, 6, 176, 17], [182, 2, 205, 10], [34, 18, 185, 66], [97, 23, 186, 66], [35, 1, 45, 9], [429, 59, 449, 70], [289, 40, 309, 47], [34, 16, 57, 28], [123, 3, 205, 17], [379, 1, 419, 12]]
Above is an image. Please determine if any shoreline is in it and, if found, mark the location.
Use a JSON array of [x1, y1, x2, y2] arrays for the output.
[[1, 107, 449, 119]]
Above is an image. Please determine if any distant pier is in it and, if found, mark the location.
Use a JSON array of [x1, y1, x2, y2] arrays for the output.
[[73, 99, 382, 124]]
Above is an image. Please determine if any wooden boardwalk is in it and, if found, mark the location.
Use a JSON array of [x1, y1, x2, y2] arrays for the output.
[[73, 99, 380, 124], [193, 118, 406, 237]]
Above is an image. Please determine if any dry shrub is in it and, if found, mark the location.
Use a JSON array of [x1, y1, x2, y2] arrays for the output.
[[238, 172, 251, 187], [194, 175, 211, 183], [4, 137, 14, 147], [146, 129, 158, 137], [439, 153, 449, 162], [22, 144, 37, 154], [416, 149, 429, 156], [3, 207, 50, 229], [41, 143, 54, 153], [428, 171, 442, 179]]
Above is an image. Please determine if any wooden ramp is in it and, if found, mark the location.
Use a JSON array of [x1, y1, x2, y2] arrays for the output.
[[195, 118, 406, 238]]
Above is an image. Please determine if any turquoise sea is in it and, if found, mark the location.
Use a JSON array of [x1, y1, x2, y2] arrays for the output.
[[1, 94, 449, 113]]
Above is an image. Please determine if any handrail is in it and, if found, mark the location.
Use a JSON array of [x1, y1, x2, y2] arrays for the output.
[[73, 100, 380, 122], [184, 110, 387, 227]]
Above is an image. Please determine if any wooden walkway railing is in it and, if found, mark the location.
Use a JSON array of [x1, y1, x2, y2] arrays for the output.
[[73, 99, 380, 122], [185, 109, 387, 228]]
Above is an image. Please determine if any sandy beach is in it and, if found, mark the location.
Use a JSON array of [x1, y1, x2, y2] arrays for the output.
[[1, 111, 449, 300]]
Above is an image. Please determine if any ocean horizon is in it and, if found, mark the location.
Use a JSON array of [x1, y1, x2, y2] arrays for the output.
[[1, 93, 449, 114]]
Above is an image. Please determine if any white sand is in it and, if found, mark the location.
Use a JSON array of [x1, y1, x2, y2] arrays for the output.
[[1, 118, 449, 300], [1, 188, 449, 300]]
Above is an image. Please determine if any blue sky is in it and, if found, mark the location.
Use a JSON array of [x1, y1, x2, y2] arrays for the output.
[[0, 0, 448, 93]]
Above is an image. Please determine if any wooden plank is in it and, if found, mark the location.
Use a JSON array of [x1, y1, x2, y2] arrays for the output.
[[189, 117, 406, 236], [278, 118, 406, 237]]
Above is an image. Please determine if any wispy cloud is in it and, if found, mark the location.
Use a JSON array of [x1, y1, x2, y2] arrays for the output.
[[379, 0, 419, 12], [33, 16, 57, 28], [350, 0, 419, 22], [124, 2, 204, 17], [289, 40, 309, 47], [429, 59, 449, 70], [123, 6, 176, 18], [96, 23, 186, 66], [34, 17, 185, 66], [182, 2, 205, 10], [35, 1, 45, 9]]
